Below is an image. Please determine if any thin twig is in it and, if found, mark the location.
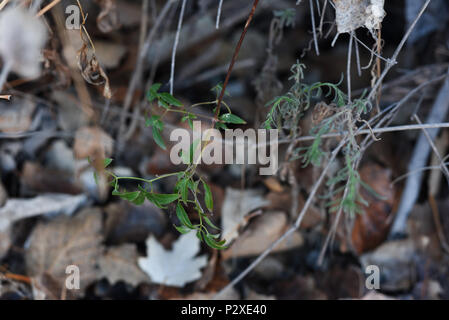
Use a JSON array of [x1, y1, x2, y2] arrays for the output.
[[122, 0, 150, 139], [309, 0, 320, 56], [214, 0, 260, 121], [359, 74, 448, 153], [36, 0, 61, 17], [367, 0, 432, 101], [0, 0, 9, 11], [214, 72, 448, 296], [318, 0, 328, 34], [216, 0, 224, 29], [354, 32, 362, 77], [0, 61, 11, 92], [390, 68, 449, 237], [214, 139, 347, 299], [414, 115, 449, 183], [272, 123, 449, 145], [317, 163, 352, 265], [118, 0, 176, 148], [169, 0, 187, 95], [347, 32, 353, 102]]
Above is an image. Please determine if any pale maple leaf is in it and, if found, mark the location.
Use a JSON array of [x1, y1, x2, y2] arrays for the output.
[[138, 232, 208, 287]]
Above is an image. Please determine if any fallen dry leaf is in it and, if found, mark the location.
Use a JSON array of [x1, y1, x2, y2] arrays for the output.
[[360, 239, 417, 292], [138, 232, 208, 287], [98, 244, 150, 286], [104, 201, 166, 245], [0, 98, 35, 133], [274, 275, 327, 300], [25, 208, 104, 297], [0, 6, 47, 78], [263, 177, 284, 193], [0, 194, 87, 232], [351, 163, 395, 254], [74, 126, 113, 159], [31, 273, 72, 300], [21, 162, 82, 195], [221, 188, 270, 243], [0, 226, 11, 259], [222, 211, 304, 259], [265, 191, 323, 229]]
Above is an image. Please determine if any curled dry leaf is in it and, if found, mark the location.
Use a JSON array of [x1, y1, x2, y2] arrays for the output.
[[221, 188, 270, 243], [25, 208, 104, 297], [77, 43, 112, 99], [95, 0, 121, 33], [0, 6, 47, 78], [222, 211, 304, 259]]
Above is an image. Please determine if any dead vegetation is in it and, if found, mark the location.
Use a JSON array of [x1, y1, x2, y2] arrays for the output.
[[0, 0, 449, 300]]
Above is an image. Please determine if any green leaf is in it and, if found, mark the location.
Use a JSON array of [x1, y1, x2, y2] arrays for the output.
[[158, 99, 170, 110], [187, 179, 198, 193], [202, 181, 213, 211], [148, 83, 161, 102], [147, 193, 180, 206], [219, 113, 246, 124], [203, 232, 227, 250], [176, 178, 189, 203], [203, 216, 219, 230], [174, 225, 191, 234], [196, 230, 203, 242], [180, 149, 191, 164], [112, 190, 140, 202], [181, 114, 197, 129], [103, 158, 113, 168], [211, 83, 230, 98], [93, 171, 99, 185], [215, 122, 228, 130], [152, 126, 166, 150], [181, 139, 201, 164], [147, 115, 164, 130], [159, 92, 183, 107], [176, 203, 194, 229], [132, 191, 146, 205], [154, 193, 180, 204]]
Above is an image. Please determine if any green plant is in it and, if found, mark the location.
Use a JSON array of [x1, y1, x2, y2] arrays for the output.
[[265, 61, 374, 217], [94, 84, 246, 249]]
